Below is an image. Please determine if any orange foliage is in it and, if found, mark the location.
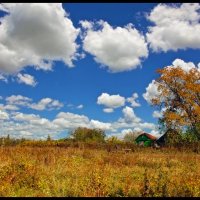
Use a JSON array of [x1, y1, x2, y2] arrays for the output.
[[153, 66, 200, 137]]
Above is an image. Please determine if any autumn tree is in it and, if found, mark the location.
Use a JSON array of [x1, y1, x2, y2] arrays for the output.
[[152, 66, 200, 139]]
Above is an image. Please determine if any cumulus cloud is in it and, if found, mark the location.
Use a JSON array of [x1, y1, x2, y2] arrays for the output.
[[17, 73, 37, 87], [121, 128, 133, 136], [168, 58, 200, 73], [53, 112, 90, 129], [81, 20, 148, 72], [147, 3, 200, 52], [0, 110, 9, 120], [5, 112, 59, 139], [119, 128, 143, 139], [126, 93, 141, 107], [108, 128, 133, 139], [0, 104, 19, 111], [0, 74, 8, 83], [0, 3, 79, 74], [103, 108, 114, 113], [12, 112, 56, 129], [5, 95, 63, 111], [6, 95, 32, 106], [138, 122, 156, 130], [90, 119, 111, 130], [133, 127, 142, 132], [12, 112, 42, 122], [97, 93, 125, 111], [143, 80, 161, 105], [122, 106, 141, 123], [29, 98, 63, 111]]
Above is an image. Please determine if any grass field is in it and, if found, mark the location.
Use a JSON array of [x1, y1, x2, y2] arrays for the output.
[[0, 146, 200, 197]]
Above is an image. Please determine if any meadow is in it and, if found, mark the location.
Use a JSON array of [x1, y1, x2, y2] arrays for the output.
[[0, 145, 200, 197]]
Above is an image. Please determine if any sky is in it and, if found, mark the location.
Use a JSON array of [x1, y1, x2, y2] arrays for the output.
[[0, 3, 199, 140]]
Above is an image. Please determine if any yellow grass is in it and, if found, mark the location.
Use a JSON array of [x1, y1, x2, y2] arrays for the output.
[[0, 146, 199, 197]]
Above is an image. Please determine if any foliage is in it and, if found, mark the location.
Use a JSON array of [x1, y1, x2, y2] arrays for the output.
[[71, 127, 106, 143], [152, 66, 200, 139], [106, 136, 122, 144], [47, 135, 51, 141]]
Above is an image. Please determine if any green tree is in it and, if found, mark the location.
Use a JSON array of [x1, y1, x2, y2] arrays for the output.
[[71, 127, 106, 143], [5, 134, 11, 145], [47, 134, 51, 141]]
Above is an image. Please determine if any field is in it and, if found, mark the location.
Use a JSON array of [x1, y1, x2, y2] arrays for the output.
[[0, 146, 200, 197]]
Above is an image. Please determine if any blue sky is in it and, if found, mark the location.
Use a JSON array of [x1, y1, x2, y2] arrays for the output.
[[0, 3, 199, 139]]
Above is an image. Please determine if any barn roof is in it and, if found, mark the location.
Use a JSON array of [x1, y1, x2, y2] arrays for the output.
[[143, 132, 157, 140], [136, 132, 157, 141]]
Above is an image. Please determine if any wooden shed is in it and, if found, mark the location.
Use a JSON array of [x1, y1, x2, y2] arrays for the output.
[[135, 132, 157, 147]]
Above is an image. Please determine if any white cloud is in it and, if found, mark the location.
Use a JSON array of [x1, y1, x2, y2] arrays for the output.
[[67, 103, 84, 110], [53, 112, 90, 129], [126, 93, 141, 107], [81, 20, 148, 72], [12, 112, 56, 129], [108, 128, 133, 139], [122, 106, 141, 123], [53, 112, 113, 132], [0, 104, 19, 111], [30, 98, 63, 111], [90, 119, 111, 130], [0, 110, 9, 120], [143, 80, 161, 104], [97, 93, 125, 110], [169, 58, 200, 73], [0, 74, 8, 83], [5, 95, 63, 111], [6, 95, 32, 106], [147, 3, 200, 52], [12, 112, 41, 122], [103, 108, 114, 113], [77, 104, 83, 109], [19, 130, 33, 136], [133, 127, 142, 132], [121, 128, 133, 136], [17, 73, 37, 87], [152, 110, 162, 118], [138, 122, 156, 130], [120, 128, 143, 139], [5, 112, 59, 139], [79, 20, 93, 29], [0, 3, 79, 74]]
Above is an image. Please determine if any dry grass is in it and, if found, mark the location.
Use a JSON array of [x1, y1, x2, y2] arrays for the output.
[[0, 146, 199, 197]]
